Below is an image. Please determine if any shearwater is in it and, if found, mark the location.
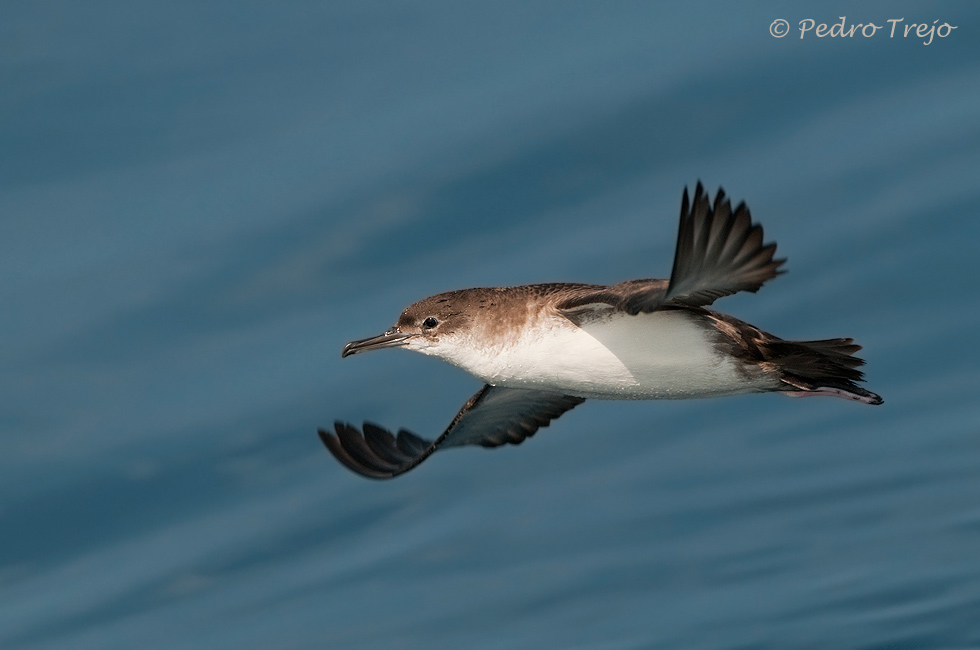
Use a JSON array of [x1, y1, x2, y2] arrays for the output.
[[321, 183, 882, 479]]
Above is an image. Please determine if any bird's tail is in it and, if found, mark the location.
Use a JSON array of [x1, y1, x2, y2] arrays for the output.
[[772, 338, 883, 405]]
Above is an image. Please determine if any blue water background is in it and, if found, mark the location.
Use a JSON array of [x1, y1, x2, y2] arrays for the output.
[[3, 2, 980, 648]]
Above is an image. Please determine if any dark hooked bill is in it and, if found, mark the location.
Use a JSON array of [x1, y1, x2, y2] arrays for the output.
[[342, 329, 415, 358]]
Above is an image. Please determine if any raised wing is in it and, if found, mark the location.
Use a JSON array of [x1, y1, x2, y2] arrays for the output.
[[557, 183, 785, 318], [652, 182, 785, 311], [320, 385, 586, 479]]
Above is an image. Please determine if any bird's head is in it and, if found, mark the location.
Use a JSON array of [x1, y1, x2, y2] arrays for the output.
[[341, 290, 476, 358]]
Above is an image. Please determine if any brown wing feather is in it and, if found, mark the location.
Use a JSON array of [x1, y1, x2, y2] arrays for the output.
[[625, 182, 785, 313], [556, 183, 785, 321]]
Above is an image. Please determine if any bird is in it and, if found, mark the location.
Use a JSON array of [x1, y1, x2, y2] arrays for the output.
[[321, 183, 882, 479]]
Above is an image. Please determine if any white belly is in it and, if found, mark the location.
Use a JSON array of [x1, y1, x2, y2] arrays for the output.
[[441, 310, 773, 399]]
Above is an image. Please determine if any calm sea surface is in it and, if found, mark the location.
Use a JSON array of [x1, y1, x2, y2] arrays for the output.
[[3, 3, 980, 648]]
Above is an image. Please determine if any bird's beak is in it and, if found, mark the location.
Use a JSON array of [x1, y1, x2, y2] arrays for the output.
[[342, 328, 415, 358]]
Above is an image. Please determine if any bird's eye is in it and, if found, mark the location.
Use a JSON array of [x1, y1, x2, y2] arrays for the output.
[[422, 317, 438, 329]]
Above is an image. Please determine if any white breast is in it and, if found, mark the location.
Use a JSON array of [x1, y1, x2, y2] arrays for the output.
[[429, 310, 775, 399]]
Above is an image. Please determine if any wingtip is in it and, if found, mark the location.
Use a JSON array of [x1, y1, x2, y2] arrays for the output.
[[318, 422, 398, 480], [317, 421, 439, 480]]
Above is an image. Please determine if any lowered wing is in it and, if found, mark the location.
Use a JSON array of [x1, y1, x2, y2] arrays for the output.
[[321, 385, 586, 479]]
